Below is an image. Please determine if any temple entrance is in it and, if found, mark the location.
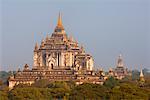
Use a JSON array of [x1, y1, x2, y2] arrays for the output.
[[48, 57, 56, 70], [51, 64, 54, 69]]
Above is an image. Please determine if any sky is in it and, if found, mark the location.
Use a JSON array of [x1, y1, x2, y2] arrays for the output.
[[0, 0, 150, 71]]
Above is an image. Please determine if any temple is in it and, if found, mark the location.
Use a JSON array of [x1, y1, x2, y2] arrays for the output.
[[107, 54, 130, 79], [8, 13, 104, 89], [8, 14, 132, 89], [33, 13, 93, 71]]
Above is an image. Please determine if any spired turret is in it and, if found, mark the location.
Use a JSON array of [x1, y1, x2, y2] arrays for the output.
[[54, 12, 65, 33], [114, 54, 129, 79], [33, 42, 40, 68], [81, 45, 85, 54], [46, 33, 49, 41], [41, 39, 45, 48], [117, 54, 124, 67], [34, 42, 38, 50], [8, 71, 15, 90], [140, 69, 145, 82], [23, 64, 29, 71]]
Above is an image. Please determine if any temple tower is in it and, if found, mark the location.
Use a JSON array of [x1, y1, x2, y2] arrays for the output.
[[140, 69, 145, 82], [117, 54, 124, 67], [115, 54, 128, 79]]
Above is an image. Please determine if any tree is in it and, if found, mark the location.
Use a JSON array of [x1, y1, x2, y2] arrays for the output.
[[47, 81, 71, 99], [14, 83, 31, 88], [0, 91, 8, 100], [0, 85, 9, 100], [32, 79, 50, 88], [110, 83, 149, 100], [8, 88, 52, 100], [1, 77, 149, 100], [70, 83, 110, 99], [104, 76, 119, 89]]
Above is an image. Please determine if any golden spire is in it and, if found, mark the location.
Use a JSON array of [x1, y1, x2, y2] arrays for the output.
[[57, 12, 63, 27], [140, 69, 144, 78], [140, 68, 145, 84], [54, 12, 65, 33]]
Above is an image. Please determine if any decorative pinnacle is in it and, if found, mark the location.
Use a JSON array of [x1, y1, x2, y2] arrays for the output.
[[140, 69, 144, 77], [57, 12, 63, 27], [35, 42, 38, 50], [117, 54, 124, 67]]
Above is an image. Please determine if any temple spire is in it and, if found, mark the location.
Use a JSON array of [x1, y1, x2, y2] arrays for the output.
[[140, 69, 144, 78], [57, 12, 63, 27], [140, 68, 145, 85], [34, 42, 38, 50], [117, 54, 124, 67], [54, 12, 65, 33]]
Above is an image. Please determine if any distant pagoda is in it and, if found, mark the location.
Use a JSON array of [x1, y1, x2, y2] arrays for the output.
[[107, 54, 130, 79], [139, 69, 145, 84], [114, 54, 129, 79]]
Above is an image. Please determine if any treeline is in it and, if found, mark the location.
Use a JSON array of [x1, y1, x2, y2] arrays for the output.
[[0, 77, 150, 100]]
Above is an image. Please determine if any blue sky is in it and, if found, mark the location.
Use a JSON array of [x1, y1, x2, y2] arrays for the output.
[[1, 0, 150, 71]]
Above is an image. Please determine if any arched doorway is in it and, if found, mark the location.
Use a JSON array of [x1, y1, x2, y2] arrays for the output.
[[48, 57, 56, 70], [51, 63, 54, 69]]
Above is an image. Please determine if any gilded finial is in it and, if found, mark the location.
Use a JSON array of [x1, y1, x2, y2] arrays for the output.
[[54, 12, 65, 33], [139, 68, 145, 85], [57, 12, 63, 27], [140, 69, 144, 78]]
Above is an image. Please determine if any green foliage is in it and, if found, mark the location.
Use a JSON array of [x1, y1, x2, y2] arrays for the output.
[[0, 90, 8, 100], [0, 85, 9, 100], [14, 83, 31, 88], [8, 88, 52, 100], [121, 75, 132, 82], [66, 81, 76, 89], [47, 81, 71, 99], [104, 76, 119, 89], [70, 83, 110, 100], [48, 81, 70, 90], [8, 81, 72, 99], [32, 79, 50, 88], [144, 78, 150, 88], [110, 83, 149, 100], [0, 78, 150, 100]]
